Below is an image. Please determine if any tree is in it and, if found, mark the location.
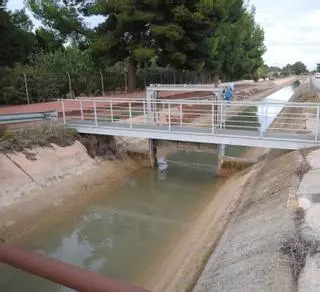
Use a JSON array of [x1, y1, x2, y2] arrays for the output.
[[27, 0, 87, 43], [25, 48, 97, 99], [35, 27, 63, 52], [205, 3, 266, 80], [0, 1, 36, 67], [89, 1, 217, 91], [316, 63, 320, 72], [291, 61, 307, 75], [281, 64, 293, 76], [27, 0, 265, 90]]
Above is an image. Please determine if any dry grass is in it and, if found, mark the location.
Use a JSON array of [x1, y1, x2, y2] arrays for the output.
[[281, 208, 320, 282], [0, 124, 78, 152]]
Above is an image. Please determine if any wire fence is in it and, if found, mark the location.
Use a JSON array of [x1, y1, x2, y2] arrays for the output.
[[0, 68, 215, 105]]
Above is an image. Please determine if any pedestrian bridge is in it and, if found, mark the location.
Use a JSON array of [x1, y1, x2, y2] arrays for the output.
[[60, 96, 320, 150]]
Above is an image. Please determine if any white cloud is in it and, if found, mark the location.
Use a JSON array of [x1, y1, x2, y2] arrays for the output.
[[252, 0, 320, 70]]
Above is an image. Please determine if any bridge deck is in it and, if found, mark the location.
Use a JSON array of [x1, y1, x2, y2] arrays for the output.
[[65, 119, 317, 150]]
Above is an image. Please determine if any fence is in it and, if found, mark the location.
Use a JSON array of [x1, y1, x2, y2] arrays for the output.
[[0, 68, 214, 105]]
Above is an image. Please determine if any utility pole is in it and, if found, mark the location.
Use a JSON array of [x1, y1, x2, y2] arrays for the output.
[[66, 72, 72, 98], [99, 71, 105, 96], [23, 73, 30, 104]]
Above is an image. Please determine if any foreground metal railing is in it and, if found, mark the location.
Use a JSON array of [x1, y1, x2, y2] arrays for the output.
[[0, 243, 150, 292]]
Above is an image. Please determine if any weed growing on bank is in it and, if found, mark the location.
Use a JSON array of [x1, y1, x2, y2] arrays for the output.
[[0, 124, 78, 152], [281, 208, 320, 282]]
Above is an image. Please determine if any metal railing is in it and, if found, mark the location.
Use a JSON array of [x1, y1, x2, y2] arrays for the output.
[[0, 243, 150, 292], [59, 98, 320, 146]]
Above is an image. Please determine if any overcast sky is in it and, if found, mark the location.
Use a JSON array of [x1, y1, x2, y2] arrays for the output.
[[7, 0, 320, 70], [251, 0, 320, 70]]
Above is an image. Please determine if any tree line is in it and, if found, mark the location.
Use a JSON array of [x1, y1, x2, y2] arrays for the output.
[[1, 0, 267, 104]]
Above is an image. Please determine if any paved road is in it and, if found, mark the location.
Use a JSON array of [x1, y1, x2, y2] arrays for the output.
[[311, 74, 320, 91]]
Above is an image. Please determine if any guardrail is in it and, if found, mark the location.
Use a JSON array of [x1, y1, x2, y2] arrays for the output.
[[0, 111, 57, 125], [0, 243, 150, 292]]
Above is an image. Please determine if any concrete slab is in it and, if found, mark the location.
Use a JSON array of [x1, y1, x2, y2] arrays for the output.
[[297, 170, 320, 197], [298, 148, 320, 292], [307, 149, 320, 169], [299, 254, 320, 292]]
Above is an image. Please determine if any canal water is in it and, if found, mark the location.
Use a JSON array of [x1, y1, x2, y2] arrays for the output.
[[225, 85, 295, 156], [0, 85, 296, 291], [0, 162, 219, 291]]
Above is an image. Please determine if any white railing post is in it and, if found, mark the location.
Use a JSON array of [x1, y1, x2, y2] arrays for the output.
[[212, 104, 215, 134], [61, 100, 66, 124], [80, 99, 84, 121], [220, 101, 223, 129], [180, 103, 183, 127], [93, 101, 98, 126], [265, 103, 268, 131], [168, 103, 171, 131], [143, 100, 146, 124], [260, 104, 264, 137], [110, 99, 113, 123], [316, 104, 320, 142], [129, 101, 133, 128]]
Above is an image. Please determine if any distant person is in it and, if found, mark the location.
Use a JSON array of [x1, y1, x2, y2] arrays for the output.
[[224, 86, 234, 103]]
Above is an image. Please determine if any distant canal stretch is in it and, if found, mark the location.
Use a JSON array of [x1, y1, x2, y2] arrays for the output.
[[225, 85, 295, 156]]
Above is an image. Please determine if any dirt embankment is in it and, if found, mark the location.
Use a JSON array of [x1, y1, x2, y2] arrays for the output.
[[139, 149, 308, 292], [193, 150, 307, 292]]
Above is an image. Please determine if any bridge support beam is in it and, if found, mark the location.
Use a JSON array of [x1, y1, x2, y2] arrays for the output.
[[148, 139, 157, 168], [216, 144, 225, 176]]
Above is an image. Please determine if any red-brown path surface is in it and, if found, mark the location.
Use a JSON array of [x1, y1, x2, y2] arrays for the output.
[[0, 91, 211, 115]]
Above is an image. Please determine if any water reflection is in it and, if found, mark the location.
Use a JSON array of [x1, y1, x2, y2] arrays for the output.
[[258, 86, 295, 131]]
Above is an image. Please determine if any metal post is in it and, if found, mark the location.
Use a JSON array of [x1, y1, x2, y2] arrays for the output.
[[23, 73, 30, 104], [99, 71, 105, 96], [124, 59, 128, 93], [0, 243, 150, 292], [220, 101, 223, 129], [180, 103, 183, 127], [260, 104, 264, 137], [66, 72, 72, 98], [80, 99, 84, 121], [110, 99, 114, 122], [316, 105, 320, 141], [93, 101, 98, 126], [129, 101, 133, 128], [143, 100, 146, 124], [61, 100, 66, 124], [212, 104, 215, 134], [168, 103, 171, 131], [265, 103, 268, 131]]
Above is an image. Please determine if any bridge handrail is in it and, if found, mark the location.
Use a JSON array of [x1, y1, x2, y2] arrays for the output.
[[59, 98, 320, 107], [59, 96, 320, 149]]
